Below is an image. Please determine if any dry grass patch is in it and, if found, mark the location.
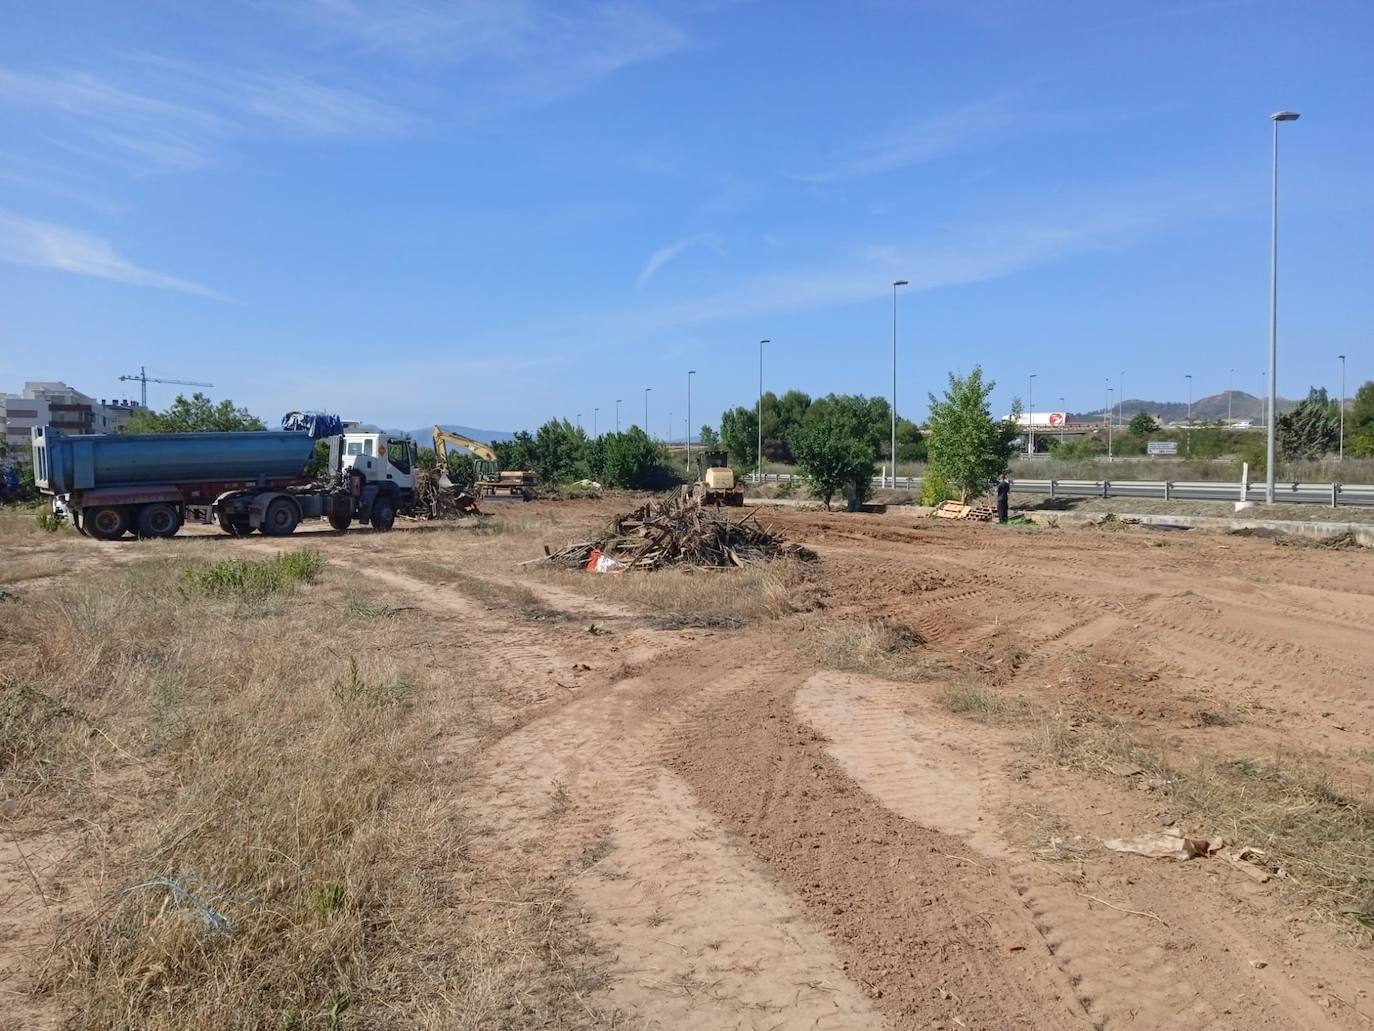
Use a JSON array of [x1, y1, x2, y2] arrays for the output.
[[537, 555, 809, 623], [0, 550, 608, 1028], [806, 616, 936, 680], [937, 681, 1028, 722], [1033, 707, 1374, 929], [0, 504, 68, 539]]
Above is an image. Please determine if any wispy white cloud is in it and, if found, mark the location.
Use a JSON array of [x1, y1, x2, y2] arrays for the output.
[[282, 0, 688, 105], [637, 232, 722, 289], [0, 60, 413, 171], [796, 94, 1030, 184], [474, 177, 1232, 368], [0, 211, 221, 297]]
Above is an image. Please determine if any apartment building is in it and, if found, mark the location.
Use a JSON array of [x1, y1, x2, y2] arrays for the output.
[[0, 382, 143, 457]]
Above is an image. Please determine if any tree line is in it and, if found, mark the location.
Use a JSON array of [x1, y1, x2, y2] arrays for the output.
[[716, 391, 924, 469]]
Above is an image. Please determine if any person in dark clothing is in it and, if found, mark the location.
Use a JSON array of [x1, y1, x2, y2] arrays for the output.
[[995, 473, 1010, 523]]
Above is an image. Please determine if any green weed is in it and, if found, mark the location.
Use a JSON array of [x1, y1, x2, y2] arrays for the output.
[[180, 550, 325, 599]]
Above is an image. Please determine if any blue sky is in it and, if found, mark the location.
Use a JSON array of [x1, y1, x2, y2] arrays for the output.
[[1, 0, 1370, 435]]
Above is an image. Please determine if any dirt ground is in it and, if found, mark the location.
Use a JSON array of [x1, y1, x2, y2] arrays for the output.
[[3, 498, 1372, 1029]]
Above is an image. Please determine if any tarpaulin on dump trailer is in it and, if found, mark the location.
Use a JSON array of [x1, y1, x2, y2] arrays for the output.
[[281, 412, 343, 439]]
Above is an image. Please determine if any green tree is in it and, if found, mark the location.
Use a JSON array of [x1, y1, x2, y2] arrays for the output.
[[1346, 381, 1374, 456], [600, 428, 677, 489], [124, 392, 265, 433], [303, 439, 332, 478], [926, 366, 1017, 503], [1128, 411, 1159, 435], [790, 409, 877, 510], [1350, 381, 1374, 431], [493, 431, 536, 474], [803, 394, 891, 457], [528, 419, 590, 484], [698, 424, 720, 448], [896, 418, 926, 462], [720, 406, 759, 470], [1276, 387, 1338, 460]]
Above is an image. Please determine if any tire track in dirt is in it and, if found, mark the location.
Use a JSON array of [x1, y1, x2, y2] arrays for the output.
[[793, 672, 1356, 1031], [667, 666, 1091, 1030], [466, 651, 885, 1030]]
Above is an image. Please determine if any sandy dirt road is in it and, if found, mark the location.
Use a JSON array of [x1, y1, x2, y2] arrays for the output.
[[3, 502, 1371, 1029]]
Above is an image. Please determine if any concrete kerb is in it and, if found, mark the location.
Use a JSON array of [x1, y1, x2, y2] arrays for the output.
[[1019, 509, 1374, 547]]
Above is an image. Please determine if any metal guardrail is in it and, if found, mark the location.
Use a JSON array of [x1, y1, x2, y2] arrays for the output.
[[748, 472, 1374, 508], [1007, 479, 1374, 507]]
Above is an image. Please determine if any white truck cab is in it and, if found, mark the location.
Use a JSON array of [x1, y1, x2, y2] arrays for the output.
[[331, 428, 418, 493]]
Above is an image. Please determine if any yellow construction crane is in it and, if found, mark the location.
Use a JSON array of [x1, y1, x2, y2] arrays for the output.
[[431, 426, 538, 500]]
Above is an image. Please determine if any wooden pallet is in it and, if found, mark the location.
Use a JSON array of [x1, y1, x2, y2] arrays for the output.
[[933, 500, 997, 522]]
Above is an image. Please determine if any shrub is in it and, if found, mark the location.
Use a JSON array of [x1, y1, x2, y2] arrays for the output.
[[919, 468, 954, 506]]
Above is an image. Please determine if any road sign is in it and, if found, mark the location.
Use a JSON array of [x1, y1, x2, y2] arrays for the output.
[[1147, 441, 1179, 456]]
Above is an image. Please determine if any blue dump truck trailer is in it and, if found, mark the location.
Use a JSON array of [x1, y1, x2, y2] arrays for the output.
[[32, 425, 417, 540]]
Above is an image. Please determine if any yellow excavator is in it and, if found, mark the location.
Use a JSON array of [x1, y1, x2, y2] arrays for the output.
[[431, 426, 538, 500]]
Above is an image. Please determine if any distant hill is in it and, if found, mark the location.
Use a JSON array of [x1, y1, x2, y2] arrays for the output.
[[406, 424, 515, 444], [1071, 391, 1297, 424]]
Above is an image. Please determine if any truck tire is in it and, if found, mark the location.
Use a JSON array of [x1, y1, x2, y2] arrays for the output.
[[86, 506, 129, 541], [327, 510, 352, 531], [135, 503, 180, 539], [260, 497, 301, 536], [370, 496, 396, 532]]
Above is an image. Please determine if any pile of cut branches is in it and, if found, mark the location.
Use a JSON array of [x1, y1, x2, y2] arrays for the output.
[[539, 489, 813, 570], [414, 466, 482, 519]]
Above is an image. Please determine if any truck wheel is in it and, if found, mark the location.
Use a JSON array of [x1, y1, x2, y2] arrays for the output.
[[135, 503, 180, 539], [260, 497, 301, 536], [327, 510, 352, 531], [370, 496, 396, 531], [86, 506, 129, 541]]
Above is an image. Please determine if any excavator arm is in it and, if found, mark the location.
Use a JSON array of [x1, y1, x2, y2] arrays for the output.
[[432, 426, 500, 486], [431, 426, 538, 498]]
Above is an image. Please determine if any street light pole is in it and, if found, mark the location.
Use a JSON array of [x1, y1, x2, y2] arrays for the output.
[[687, 370, 696, 475], [891, 280, 908, 488], [644, 387, 651, 436], [1119, 371, 1125, 430], [1267, 110, 1300, 504], [758, 339, 769, 483], [1106, 382, 1113, 460], [576, 412, 581, 431], [1028, 373, 1036, 456], [593, 408, 598, 437], [615, 399, 621, 433], [1339, 354, 1346, 460], [1228, 369, 1234, 424], [1186, 373, 1193, 457]]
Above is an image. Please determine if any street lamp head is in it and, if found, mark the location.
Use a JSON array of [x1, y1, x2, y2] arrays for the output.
[[893, 279, 909, 287], [688, 369, 696, 375], [760, 338, 770, 344], [1270, 110, 1300, 122]]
